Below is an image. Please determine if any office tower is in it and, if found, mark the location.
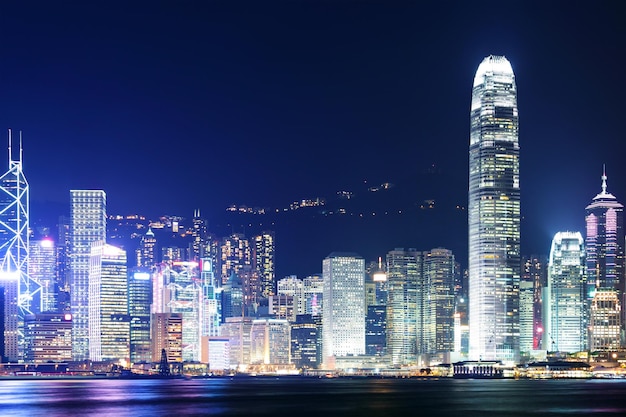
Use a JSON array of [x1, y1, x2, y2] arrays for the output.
[[365, 258, 387, 356], [519, 279, 534, 354], [23, 313, 72, 363], [544, 232, 586, 353], [291, 314, 319, 370], [468, 55, 520, 362], [322, 252, 365, 367], [422, 248, 456, 357], [253, 231, 275, 298], [56, 215, 71, 312], [249, 318, 290, 366], [365, 305, 386, 356], [1, 131, 39, 361], [302, 274, 323, 316], [386, 249, 419, 365], [219, 317, 253, 370], [585, 168, 624, 348], [29, 238, 57, 313], [128, 270, 152, 364], [200, 258, 222, 362], [221, 272, 244, 321], [190, 209, 208, 261], [165, 261, 201, 362], [205, 337, 230, 371], [136, 228, 157, 268], [69, 189, 106, 361], [88, 242, 129, 362], [151, 312, 183, 363], [589, 289, 621, 351], [521, 255, 548, 352]]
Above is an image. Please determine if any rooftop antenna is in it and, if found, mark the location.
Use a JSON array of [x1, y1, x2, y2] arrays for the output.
[[8, 128, 11, 164], [601, 164, 607, 195]]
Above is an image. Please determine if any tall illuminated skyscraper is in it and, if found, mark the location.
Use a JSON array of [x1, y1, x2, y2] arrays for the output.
[[468, 55, 520, 362], [254, 231, 275, 299], [386, 249, 419, 366], [88, 242, 129, 362], [544, 232, 586, 353], [0, 130, 39, 361], [70, 189, 107, 361], [585, 168, 624, 349], [322, 252, 365, 368]]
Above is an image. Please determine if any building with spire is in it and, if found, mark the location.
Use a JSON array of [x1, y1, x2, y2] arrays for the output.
[[0, 130, 39, 361], [468, 55, 520, 362], [585, 167, 624, 349]]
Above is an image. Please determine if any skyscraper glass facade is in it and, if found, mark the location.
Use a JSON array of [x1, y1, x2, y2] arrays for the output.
[[585, 170, 624, 348], [322, 252, 365, 366], [70, 189, 106, 361], [545, 232, 586, 353], [468, 55, 520, 362]]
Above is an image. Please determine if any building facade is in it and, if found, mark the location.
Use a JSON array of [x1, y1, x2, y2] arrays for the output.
[[322, 252, 365, 367], [386, 249, 419, 365], [585, 169, 624, 349], [88, 242, 130, 362], [544, 232, 586, 353], [468, 55, 520, 362], [70, 189, 107, 361]]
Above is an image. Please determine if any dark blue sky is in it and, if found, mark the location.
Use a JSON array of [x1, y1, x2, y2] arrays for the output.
[[1, 1, 625, 274]]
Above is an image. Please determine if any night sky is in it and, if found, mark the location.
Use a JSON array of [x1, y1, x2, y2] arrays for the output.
[[1, 1, 625, 277]]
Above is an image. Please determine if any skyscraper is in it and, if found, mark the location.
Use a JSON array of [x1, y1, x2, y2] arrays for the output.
[[88, 242, 129, 362], [322, 252, 365, 368], [422, 248, 456, 357], [585, 168, 624, 349], [70, 189, 107, 361], [0, 131, 39, 361], [468, 55, 520, 362], [544, 232, 586, 353], [386, 249, 419, 365]]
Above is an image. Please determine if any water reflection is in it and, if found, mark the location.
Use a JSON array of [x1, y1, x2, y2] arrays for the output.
[[0, 378, 625, 416]]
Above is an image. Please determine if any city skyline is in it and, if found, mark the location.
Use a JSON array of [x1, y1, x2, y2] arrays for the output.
[[1, 2, 624, 277]]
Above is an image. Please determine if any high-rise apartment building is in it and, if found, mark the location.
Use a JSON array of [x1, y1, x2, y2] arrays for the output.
[[88, 242, 129, 362], [322, 252, 365, 367], [585, 169, 624, 349], [254, 231, 275, 299], [468, 55, 520, 362], [70, 189, 107, 361], [544, 232, 586, 353]]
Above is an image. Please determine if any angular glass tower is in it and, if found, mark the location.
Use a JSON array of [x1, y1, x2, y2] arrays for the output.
[[468, 55, 520, 362], [545, 232, 586, 353]]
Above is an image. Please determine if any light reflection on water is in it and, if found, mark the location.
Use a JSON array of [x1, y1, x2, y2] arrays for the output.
[[0, 378, 626, 416]]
